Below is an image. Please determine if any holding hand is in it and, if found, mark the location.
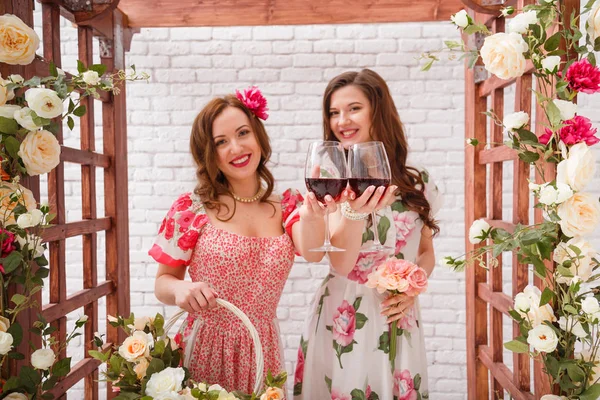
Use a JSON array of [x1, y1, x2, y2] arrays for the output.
[[346, 185, 397, 215], [175, 281, 219, 313], [299, 190, 349, 221], [380, 293, 416, 326]]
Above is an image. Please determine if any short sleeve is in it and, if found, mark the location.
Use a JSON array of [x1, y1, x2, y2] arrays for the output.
[[281, 188, 304, 238], [148, 192, 209, 268], [420, 168, 443, 217]]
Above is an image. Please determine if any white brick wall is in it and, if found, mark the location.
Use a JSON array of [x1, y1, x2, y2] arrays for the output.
[[29, 7, 600, 399]]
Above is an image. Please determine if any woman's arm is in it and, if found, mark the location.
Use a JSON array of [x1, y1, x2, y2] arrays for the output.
[[155, 264, 218, 312], [416, 226, 435, 276]]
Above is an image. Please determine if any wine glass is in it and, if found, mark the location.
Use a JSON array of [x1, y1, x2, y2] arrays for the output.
[[305, 141, 348, 252], [347, 141, 393, 252]]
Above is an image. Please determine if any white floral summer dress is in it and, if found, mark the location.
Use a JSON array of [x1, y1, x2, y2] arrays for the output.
[[292, 169, 442, 400]]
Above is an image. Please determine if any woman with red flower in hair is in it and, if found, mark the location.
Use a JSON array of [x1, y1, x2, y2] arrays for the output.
[[149, 87, 330, 394]]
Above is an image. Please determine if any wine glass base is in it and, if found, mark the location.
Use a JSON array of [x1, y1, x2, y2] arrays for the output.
[[359, 244, 395, 253], [309, 245, 346, 252]]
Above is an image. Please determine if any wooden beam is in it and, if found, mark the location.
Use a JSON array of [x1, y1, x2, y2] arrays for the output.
[[479, 346, 535, 400], [478, 283, 512, 316], [479, 60, 535, 98], [41, 281, 114, 323], [47, 358, 102, 398], [117, 0, 465, 27], [479, 146, 518, 164], [41, 218, 112, 242], [61, 146, 111, 168]]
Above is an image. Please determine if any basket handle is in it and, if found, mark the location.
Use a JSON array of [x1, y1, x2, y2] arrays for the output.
[[163, 298, 264, 394]]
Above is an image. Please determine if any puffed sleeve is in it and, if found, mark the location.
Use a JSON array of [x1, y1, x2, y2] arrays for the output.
[[420, 168, 443, 217], [281, 188, 304, 238], [148, 192, 209, 267]]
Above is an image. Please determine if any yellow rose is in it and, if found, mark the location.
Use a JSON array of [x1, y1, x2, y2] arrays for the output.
[[0, 14, 40, 65], [480, 32, 528, 80], [0, 316, 10, 332], [18, 130, 61, 176], [0, 182, 36, 225], [557, 192, 600, 238], [118, 331, 151, 362], [260, 387, 285, 400], [588, 1, 600, 42], [133, 357, 149, 379]]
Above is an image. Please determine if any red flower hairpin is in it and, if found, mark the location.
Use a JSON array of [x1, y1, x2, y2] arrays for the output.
[[235, 86, 269, 121]]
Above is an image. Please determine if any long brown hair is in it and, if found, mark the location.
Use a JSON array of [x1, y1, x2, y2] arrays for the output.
[[190, 95, 274, 219], [323, 69, 439, 235]]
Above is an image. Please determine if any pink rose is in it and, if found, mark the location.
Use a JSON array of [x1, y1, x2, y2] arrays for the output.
[[192, 214, 209, 229], [294, 347, 304, 384], [236, 85, 269, 120], [564, 59, 600, 94], [0, 229, 16, 256], [0, 264, 4, 274], [348, 252, 388, 284], [164, 218, 175, 240], [177, 229, 199, 251], [331, 389, 352, 400], [393, 211, 417, 254], [177, 211, 196, 230], [393, 369, 418, 400], [405, 267, 428, 297], [543, 115, 599, 147], [169, 195, 192, 217], [332, 300, 356, 346]]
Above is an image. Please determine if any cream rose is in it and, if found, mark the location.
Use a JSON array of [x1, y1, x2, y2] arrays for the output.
[[145, 367, 185, 398], [16, 208, 44, 229], [542, 56, 561, 73], [260, 387, 285, 400], [514, 285, 556, 327], [0, 85, 8, 107], [18, 129, 61, 176], [554, 238, 597, 283], [509, 10, 539, 34], [556, 143, 596, 192], [0, 182, 36, 225], [3, 393, 29, 400], [503, 111, 529, 131], [553, 99, 577, 121], [451, 10, 470, 28], [82, 70, 101, 86], [134, 357, 149, 379], [527, 324, 558, 353], [0, 14, 40, 65], [16, 234, 45, 258], [0, 331, 13, 355], [14, 107, 41, 131], [558, 316, 587, 338], [587, 1, 600, 42], [118, 330, 151, 362], [0, 105, 21, 119], [582, 297, 600, 315], [0, 316, 10, 332], [481, 32, 528, 80], [540, 396, 567, 400], [31, 348, 56, 370], [557, 192, 600, 238], [133, 316, 153, 331], [24, 88, 63, 119], [468, 218, 490, 244], [538, 184, 558, 205]]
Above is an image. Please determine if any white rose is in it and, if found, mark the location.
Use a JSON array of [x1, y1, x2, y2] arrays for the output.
[[541, 396, 566, 400], [557, 192, 600, 238], [0, 331, 13, 355], [208, 385, 224, 391], [538, 184, 558, 205], [18, 129, 61, 176], [554, 238, 596, 282], [145, 367, 185, 398], [558, 316, 587, 338], [31, 348, 56, 370], [16, 234, 45, 258], [118, 330, 151, 362], [528, 181, 541, 191], [527, 324, 558, 353], [555, 182, 574, 204], [0, 316, 10, 332], [503, 111, 529, 131], [509, 10, 539, 34], [542, 56, 561, 73], [3, 393, 29, 400], [516, 285, 556, 327], [468, 218, 490, 244], [217, 391, 238, 400], [196, 383, 207, 392], [133, 316, 153, 331], [481, 32, 528, 80], [0, 76, 15, 103], [9, 74, 23, 84], [17, 213, 35, 228], [14, 107, 41, 131], [24, 88, 64, 119], [0, 14, 40, 65], [582, 297, 600, 315], [587, 1, 600, 42], [82, 70, 101, 86], [514, 293, 531, 314], [0, 105, 21, 119], [556, 143, 596, 192], [0, 183, 36, 225], [451, 10, 470, 28], [553, 99, 577, 121]]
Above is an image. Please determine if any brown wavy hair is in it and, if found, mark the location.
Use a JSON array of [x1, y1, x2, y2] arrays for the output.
[[190, 95, 275, 220], [323, 69, 439, 235]]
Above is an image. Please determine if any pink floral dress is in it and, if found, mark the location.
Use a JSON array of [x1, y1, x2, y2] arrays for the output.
[[292, 169, 443, 400], [148, 191, 297, 394]]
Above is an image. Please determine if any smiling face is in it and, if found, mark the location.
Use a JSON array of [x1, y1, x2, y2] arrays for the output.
[[328, 85, 373, 149], [212, 106, 262, 184]]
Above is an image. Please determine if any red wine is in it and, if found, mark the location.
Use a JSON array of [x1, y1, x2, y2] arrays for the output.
[[348, 178, 391, 197], [305, 178, 348, 202]]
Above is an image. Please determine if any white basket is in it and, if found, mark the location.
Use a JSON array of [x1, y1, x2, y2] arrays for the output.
[[163, 298, 264, 394]]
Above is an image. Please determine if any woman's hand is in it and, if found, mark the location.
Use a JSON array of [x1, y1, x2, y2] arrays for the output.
[[380, 293, 415, 326], [299, 190, 349, 221], [346, 185, 397, 214], [174, 281, 219, 313]]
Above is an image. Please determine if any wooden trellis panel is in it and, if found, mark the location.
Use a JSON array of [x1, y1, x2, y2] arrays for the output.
[[1, 0, 132, 398], [463, 0, 580, 399]]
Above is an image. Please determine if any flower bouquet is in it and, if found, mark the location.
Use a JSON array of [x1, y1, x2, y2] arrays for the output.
[[365, 258, 428, 371]]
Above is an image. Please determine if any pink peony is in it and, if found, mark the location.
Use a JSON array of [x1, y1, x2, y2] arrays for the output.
[[365, 385, 372, 398], [392, 211, 417, 253], [405, 267, 428, 297], [236, 85, 269, 120], [331, 300, 356, 346], [192, 214, 209, 229], [0, 229, 16, 256], [177, 229, 199, 251], [176, 211, 196, 230], [564, 59, 600, 94], [543, 115, 599, 147], [0, 264, 4, 274], [348, 252, 388, 284], [294, 347, 304, 384], [163, 218, 175, 240], [168, 194, 192, 217], [393, 369, 418, 400], [331, 389, 352, 400]]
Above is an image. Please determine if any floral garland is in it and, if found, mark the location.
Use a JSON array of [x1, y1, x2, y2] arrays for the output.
[[434, 1, 600, 398], [0, 13, 147, 398]]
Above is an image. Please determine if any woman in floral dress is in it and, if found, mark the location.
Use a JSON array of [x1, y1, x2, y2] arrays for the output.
[[292, 69, 443, 400], [149, 88, 332, 394]]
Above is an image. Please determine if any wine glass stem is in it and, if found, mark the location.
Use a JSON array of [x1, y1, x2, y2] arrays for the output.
[[323, 209, 332, 248], [371, 211, 382, 246]]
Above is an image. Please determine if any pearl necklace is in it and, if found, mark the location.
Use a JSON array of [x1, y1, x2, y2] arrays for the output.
[[232, 187, 265, 203]]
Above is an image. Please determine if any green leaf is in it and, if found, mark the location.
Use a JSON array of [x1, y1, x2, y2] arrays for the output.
[[49, 61, 58, 77], [20, 366, 42, 394], [294, 382, 303, 396], [11, 293, 26, 306], [3, 250, 24, 274], [0, 116, 19, 134], [564, 304, 578, 315], [546, 100, 562, 127], [77, 60, 86, 74], [7, 322, 23, 346], [414, 373, 422, 390], [2, 376, 21, 392], [8, 351, 25, 359], [51, 356, 71, 377], [566, 363, 585, 382], [355, 313, 368, 330], [4, 135, 21, 160], [444, 40, 463, 50], [518, 151, 540, 164], [145, 357, 165, 378], [23, 76, 41, 87], [539, 287, 554, 306], [325, 375, 332, 393], [516, 128, 539, 145], [90, 64, 107, 76], [594, 37, 600, 52], [67, 116, 74, 130], [421, 59, 435, 72], [361, 229, 374, 244], [88, 349, 110, 362], [544, 32, 561, 52], [377, 216, 391, 244], [353, 296, 363, 311], [504, 339, 528, 353], [73, 105, 86, 117], [581, 384, 600, 400], [588, 52, 597, 67], [378, 332, 390, 354], [42, 375, 58, 391], [351, 389, 366, 400]]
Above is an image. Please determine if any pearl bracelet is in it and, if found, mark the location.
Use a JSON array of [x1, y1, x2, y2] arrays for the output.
[[341, 202, 369, 221]]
